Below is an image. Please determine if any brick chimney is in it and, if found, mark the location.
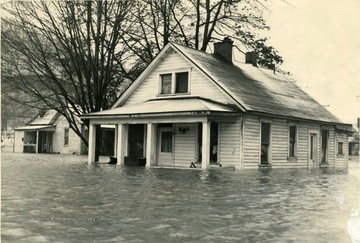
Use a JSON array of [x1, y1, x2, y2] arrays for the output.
[[214, 37, 233, 63], [245, 51, 258, 67], [357, 117, 360, 128]]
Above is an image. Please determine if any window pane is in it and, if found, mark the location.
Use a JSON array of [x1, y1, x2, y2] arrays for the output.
[[161, 74, 172, 94], [64, 129, 69, 146], [289, 126, 296, 157], [161, 131, 172, 152], [175, 72, 188, 93], [261, 123, 270, 144], [338, 142, 343, 155], [289, 126, 296, 143], [261, 123, 270, 164]]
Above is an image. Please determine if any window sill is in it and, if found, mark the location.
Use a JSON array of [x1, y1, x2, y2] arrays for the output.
[[337, 154, 344, 157], [157, 92, 191, 97], [287, 157, 298, 162]]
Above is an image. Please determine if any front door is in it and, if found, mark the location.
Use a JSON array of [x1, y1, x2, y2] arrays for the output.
[[308, 133, 318, 169], [157, 128, 173, 166]]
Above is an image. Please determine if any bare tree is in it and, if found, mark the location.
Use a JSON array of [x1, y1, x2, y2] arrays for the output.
[[2, 0, 284, 161], [2, 1, 134, 160], [123, 0, 283, 68]]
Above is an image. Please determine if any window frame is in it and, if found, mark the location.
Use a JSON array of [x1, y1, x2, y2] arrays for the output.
[[175, 72, 189, 94], [288, 125, 298, 158], [337, 142, 344, 155], [158, 70, 191, 96], [260, 121, 272, 165], [64, 128, 69, 147], [160, 73, 172, 94]]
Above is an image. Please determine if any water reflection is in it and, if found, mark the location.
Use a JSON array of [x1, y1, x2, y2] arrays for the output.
[[1, 152, 359, 243]]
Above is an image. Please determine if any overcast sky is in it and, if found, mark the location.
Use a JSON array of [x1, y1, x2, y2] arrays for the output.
[[265, 0, 360, 124]]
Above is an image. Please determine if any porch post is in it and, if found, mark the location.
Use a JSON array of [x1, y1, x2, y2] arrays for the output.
[[88, 123, 96, 163], [116, 124, 125, 165], [114, 125, 118, 157], [201, 120, 211, 169], [35, 131, 39, 154], [146, 123, 156, 167]]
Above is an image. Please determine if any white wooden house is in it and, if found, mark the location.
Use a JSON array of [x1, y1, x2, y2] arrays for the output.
[[14, 110, 116, 155], [82, 38, 352, 169], [14, 110, 86, 154]]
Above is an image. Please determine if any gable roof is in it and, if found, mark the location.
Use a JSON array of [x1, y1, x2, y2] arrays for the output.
[[26, 109, 60, 125], [15, 109, 60, 131], [172, 43, 343, 124], [106, 42, 345, 125]]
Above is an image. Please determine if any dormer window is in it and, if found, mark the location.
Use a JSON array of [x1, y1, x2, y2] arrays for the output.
[[161, 74, 172, 94], [160, 71, 190, 95]]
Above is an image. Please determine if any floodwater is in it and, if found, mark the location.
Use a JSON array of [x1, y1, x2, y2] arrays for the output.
[[1, 152, 360, 243]]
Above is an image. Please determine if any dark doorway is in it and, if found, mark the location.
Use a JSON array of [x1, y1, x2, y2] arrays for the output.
[[261, 123, 271, 164], [128, 124, 145, 157], [38, 131, 53, 153], [321, 129, 329, 164], [197, 122, 219, 163], [100, 129, 115, 156], [210, 123, 218, 163]]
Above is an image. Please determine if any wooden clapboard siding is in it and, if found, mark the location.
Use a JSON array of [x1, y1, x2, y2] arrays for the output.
[[14, 130, 24, 153], [335, 132, 349, 168], [242, 116, 340, 169], [296, 124, 311, 165], [271, 163, 307, 169], [219, 118, 241, 168], [173, 123, 196, 167], [53, 116, 82, 154], [327, 128, 336, 166], [270, 119, 288, 163], [296, 123, 319, 166], [123, 51, 231, 106], [243, 115, 260, 168], [190, 66, 230, 103]]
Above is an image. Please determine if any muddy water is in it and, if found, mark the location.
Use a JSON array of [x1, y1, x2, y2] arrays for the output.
[[2, 152, 359, 242]]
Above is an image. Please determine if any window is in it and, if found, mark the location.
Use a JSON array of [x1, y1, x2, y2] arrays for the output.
[[161, 74, 172, 94], [261, 122, 271, 164], [159, 71, 189, 95], [338, 142, 343, 155], [289, 125, 297, 157], [321, 129, 329, 163], [64, 128, 69, 146], [175, 72, 189, 93]]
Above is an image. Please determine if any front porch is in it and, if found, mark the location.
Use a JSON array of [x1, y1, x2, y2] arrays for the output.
[[88, 114, 240, 169], [83, 97, 241, 169], [88, 119, 222, 170], [17, 126, 55, 153]]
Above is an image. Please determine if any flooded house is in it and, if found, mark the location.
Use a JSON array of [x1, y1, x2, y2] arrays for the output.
[[82, 38, 352, 169], [13, 109, 115, 155]]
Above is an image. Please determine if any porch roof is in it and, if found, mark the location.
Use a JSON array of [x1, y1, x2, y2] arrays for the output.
[[14, 125, 56, 131], [82, 97, 239, 118]]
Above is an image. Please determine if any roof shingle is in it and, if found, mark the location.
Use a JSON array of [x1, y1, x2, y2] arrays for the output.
[[173, 43, 343, 124]]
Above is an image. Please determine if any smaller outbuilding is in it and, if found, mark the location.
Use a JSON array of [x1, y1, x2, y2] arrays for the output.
[[14, 109, 115, 155]]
